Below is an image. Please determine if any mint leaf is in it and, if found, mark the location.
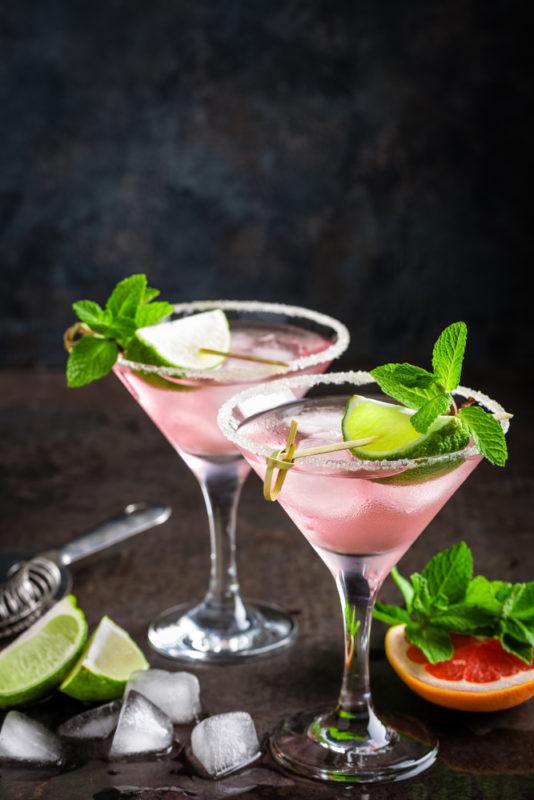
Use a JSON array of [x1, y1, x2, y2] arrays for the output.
[[501, 617, 534, 646], [421, 541, 473, 605], [66, 336, 118, 388], [406, 623, 453, 663], [503, 582, 534, 622], [499, 633, 533, 664], [431, 604, 495, 634], [411, 392, 452, 434], [464, 576, 509, 616], [344, 603, 361, 637], [432, 321, 467, 391], [106, 274, 147, 319], [370, 364, 442, 409], [492, 580, 515, 604], [73, 300, 105, 327], [72, 300, 117, 338], [106, 317, 138, 349], [144, 286, 160, 302], [390, 567, 415, 612], [410, 573, 433, 617], [373, 603, 411, 626], [135, 301, 174, 328], [459, 406, 508, 466]]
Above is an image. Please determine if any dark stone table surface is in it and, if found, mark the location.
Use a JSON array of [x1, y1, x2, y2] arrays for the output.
[[0, 368, 532, 800]]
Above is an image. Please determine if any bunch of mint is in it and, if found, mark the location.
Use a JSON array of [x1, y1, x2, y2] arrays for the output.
[[66, 274, 173, 388], [374, 542, 534, 664], [371, 321, 508, 466]]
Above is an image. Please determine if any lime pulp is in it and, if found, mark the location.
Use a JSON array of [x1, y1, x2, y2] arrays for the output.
[[60, 615, 148, 702], [0, 596, 87, 707]]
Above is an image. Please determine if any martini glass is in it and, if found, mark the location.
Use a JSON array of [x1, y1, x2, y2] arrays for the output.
[[113, 301, 349, 663], [218, 371, 509, 782]]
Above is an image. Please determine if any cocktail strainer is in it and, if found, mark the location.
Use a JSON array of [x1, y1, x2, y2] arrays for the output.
[[0, 503, 171, 639]]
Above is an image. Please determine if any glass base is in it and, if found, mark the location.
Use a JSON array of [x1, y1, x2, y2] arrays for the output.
[[270, 709, 438, 784], [148, 600, 298, 663]]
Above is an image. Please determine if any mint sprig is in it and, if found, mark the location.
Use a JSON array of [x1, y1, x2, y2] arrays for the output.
[[370, 321, 509, 466], [374, 542, 534, 664], [66, 274, 173, 388], [344, 602, 361, 637]]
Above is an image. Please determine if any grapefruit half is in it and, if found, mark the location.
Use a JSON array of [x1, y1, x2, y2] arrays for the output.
[[385, 624, 534, 712]]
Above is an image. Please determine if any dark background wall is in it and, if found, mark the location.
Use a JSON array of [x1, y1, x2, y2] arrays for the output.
[[0, 0, 530, 370]]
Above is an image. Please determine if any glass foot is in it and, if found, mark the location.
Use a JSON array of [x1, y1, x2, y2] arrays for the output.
[[148, 600, 297, 663], [270, 709, 438, 784]]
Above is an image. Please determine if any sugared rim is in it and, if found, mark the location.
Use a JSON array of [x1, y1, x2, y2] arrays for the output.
[[117, 300, 349, 383], [217, 370, 510, 472]]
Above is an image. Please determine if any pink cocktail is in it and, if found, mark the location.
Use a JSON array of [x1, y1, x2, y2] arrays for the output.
[[237, 391, 481, 577], [113, 301, 349, 662], [115, 319, 333, 458], [218, 371, 509, 782]]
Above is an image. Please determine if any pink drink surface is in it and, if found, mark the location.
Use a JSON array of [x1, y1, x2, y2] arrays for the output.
[[238, 398, 481, 567], [114, 321, 332, 458]]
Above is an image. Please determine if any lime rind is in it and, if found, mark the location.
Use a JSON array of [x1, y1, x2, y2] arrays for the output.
[[128, 372, 197, 392], [125, 309, 230, 371], [375, 453, 467, 486], [342, 395, 469, 461], [123, 336, 181, 369], [0, 595, 87, 707], [60, 616, 149, 702]]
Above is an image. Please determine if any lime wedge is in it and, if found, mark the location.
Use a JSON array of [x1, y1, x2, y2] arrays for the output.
[[60, 616, 148, 701], [342, 395, 469, 460], [124, 309, 230, 370], [0, 596, 87, 707]]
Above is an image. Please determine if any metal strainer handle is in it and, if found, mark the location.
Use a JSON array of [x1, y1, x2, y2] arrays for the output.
[[41, 503, 171, 567]]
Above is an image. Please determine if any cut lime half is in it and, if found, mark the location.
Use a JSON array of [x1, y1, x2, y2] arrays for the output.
[[60, 616, 149, 702], [342, 395, 469, 461], [0, 595, 87, 707], [124, 309, 230, 370]]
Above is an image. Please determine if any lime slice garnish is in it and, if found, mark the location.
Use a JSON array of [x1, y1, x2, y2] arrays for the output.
[[124, 309, 230, 370], [60, 616, 148, 702], [342, 395, 469, 460], [0, 595, 87, 707]]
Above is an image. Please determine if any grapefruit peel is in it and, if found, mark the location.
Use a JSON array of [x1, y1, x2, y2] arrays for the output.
[[385, 625, 534, 712]]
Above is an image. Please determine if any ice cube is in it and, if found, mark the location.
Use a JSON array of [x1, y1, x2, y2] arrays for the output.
[[109, 690, 173, 759], [0, 711, 63, 764], [191, 712, 260, 778], [57, 700, 121, 741], [126, 669, 200, 724]]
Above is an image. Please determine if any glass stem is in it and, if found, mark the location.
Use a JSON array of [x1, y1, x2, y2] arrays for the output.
[[312, 559, 393, 750], [335, 569, 376, 722], [275, 556, 437, 778], [197, 457, 250, 626]]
